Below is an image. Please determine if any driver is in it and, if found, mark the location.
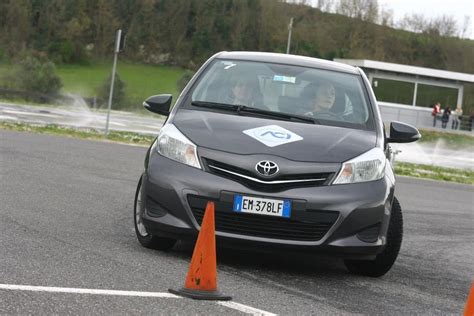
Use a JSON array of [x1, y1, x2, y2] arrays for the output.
[[301, 82, 336, 117]]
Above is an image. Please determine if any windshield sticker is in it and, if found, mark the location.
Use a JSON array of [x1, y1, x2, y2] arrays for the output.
[[222, 61, 237, 70], [273, 75, 296, 84], [243, 125, 303, 147]]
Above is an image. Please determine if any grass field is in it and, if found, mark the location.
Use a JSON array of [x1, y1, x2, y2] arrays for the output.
[[0, 61, 185, 110], [394, 162, 474, 185]]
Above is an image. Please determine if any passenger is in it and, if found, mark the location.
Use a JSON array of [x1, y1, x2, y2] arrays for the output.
[[225, 76, 262, 107], [231, 79, 253, 105]]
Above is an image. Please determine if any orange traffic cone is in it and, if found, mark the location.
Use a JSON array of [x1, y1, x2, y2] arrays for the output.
[[465, 281, 474, 316], [169, 201, 231, 300]]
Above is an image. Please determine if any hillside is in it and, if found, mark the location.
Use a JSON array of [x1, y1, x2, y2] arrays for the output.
[[0, 0, 473, 109]]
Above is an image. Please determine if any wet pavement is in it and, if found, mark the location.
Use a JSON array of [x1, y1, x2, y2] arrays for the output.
[[0, 101, 165, 135], [1, 101, 473, 170]]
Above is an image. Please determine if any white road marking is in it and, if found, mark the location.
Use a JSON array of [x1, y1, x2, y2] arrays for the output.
[[0, 283, 277, 315], [109, 121, 127, 126], [3, 110, 62, 118], [0, 115, 18, 120], [110, 128, 158, 135], [144, 124, 162, 130], [0, 284, 179, 298], [218, 301, 278, 316]]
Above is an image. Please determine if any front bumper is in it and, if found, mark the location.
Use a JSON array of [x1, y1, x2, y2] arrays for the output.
[[141, 152, 395, 259]]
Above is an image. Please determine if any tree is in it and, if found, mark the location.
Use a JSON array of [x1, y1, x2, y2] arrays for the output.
[[12, 54, 62, 95], [430, 15, 458, 37], [459, 16, 471, 39], [97, 72, 127, 109], [177, 70, 195, 93], [93, 0, 120, 57], [335, 0, 379, 23], [379, 8, 394, 27], [316, 0, 334, 12], [2, 0, 30, 55]]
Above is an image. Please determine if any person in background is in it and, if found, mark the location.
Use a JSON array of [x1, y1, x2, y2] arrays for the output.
[[431, 102, 441, 127], [470, 110, 474, 132], [451, 106, 463, 130], [441, 106, 451, 129]]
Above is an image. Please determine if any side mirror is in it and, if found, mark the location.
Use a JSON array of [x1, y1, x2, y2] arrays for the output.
[[143, 94, 172, 116], [387, 121, 421, 143]]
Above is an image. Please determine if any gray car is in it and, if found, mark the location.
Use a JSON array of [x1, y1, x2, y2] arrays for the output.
[[134, 52, 420, 277]]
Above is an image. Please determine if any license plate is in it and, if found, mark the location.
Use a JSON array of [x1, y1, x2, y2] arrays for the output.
[[233, 195, 291, 218]]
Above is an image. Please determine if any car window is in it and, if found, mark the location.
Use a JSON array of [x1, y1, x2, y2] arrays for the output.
[[190, 59, 373, 129]]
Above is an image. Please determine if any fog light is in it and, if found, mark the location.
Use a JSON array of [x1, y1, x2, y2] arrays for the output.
[[146, 196, 168, 217], [357, 223, 381, 243]]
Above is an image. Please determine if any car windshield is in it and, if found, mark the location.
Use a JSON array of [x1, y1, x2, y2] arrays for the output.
[[189, 59, 374, 129]]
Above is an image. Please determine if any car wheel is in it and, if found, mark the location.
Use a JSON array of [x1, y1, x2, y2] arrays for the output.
[[134, 175, 177, 251], [344, 197, 403, 277]]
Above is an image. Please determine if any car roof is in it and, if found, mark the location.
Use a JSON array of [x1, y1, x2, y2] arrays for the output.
[[215, 51, 360, 75]]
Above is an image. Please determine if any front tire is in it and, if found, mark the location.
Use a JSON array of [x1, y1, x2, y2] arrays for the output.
[[134, 175, 177, 251], [344, 197, 403, 277]]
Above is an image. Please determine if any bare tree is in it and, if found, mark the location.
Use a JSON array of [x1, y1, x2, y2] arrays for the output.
[[460, 15, 472, 38], [285, 0, 310, 5], [379, 8, 394, 27], [316, 0, 334, 12], [398, 13, 428, 33], [335, 0, 379, 23], [398, 13, 461, 38], [430, 15, 458, 37]]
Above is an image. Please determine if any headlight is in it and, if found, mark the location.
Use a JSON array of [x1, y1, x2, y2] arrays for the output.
[[333, 148, 386, 184], [156, 123, 201, 169]]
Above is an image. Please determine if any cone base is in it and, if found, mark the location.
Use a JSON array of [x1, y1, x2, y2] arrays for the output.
[[169, 288, 232, 301]]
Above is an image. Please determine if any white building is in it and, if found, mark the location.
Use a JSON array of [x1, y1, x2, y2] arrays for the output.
[[334, 59, 474, 129]]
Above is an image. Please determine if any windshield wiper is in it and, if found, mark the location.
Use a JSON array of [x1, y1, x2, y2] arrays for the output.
[[191, 101, 238, 111], [236, 105, 317, 124], [191, 101, 317, 124]]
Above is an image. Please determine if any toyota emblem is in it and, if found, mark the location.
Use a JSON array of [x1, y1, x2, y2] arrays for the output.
[[255, 160, 279, 177]]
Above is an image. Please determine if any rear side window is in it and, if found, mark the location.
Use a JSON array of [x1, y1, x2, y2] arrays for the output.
[[190, 59, 374, 129]]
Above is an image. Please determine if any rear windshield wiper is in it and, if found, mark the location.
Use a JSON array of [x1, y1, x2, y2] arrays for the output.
[[191, 101, 317, 124]]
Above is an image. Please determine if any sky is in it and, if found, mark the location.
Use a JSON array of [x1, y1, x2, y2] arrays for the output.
[[378, 0, 474, 38], [310, 0, 474, 39]]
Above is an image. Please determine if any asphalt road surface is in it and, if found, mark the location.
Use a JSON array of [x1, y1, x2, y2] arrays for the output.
[[1, 130, 473, 315]]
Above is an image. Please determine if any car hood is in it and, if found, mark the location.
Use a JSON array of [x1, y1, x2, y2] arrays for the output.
[[172, 110, 377, 163]]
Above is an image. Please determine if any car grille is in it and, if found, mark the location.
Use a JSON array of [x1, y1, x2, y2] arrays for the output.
[[204, 159, 334, 192], [188, 196, 338, 242]]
